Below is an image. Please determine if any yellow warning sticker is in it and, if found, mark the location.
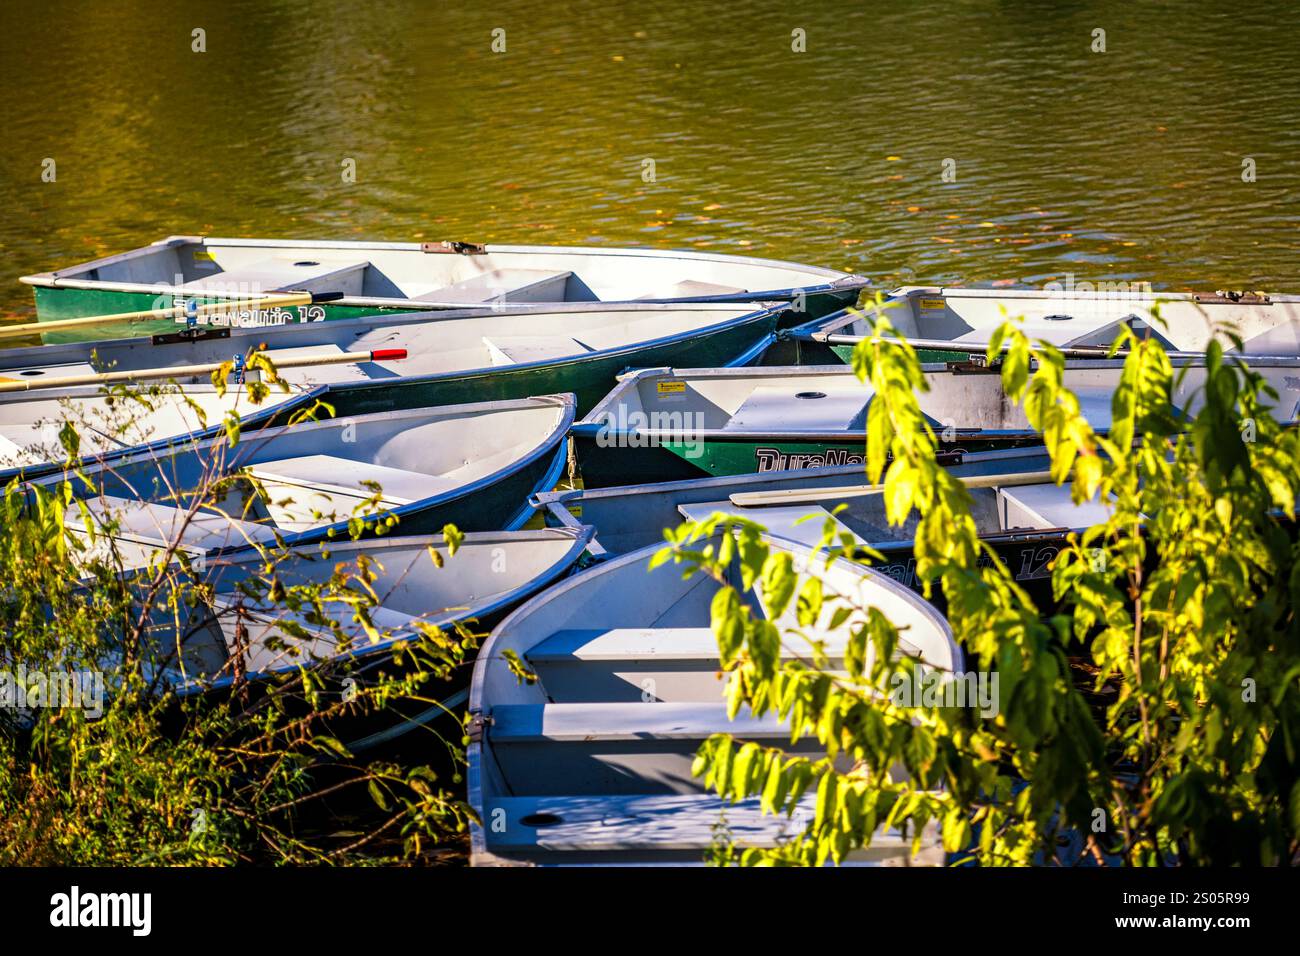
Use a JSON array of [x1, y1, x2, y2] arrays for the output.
[[657, 381, 686, 395], [192, 249, 216, 262], [918, 297, 946, 311]]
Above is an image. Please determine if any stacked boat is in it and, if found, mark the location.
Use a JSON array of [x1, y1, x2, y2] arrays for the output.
[[7, 235, 1297, 866]]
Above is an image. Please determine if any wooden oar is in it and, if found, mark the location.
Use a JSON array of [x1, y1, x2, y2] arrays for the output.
[[728, 469, 1056, 508], [0, 291, 344, 341], [0, 348, 407, 394]]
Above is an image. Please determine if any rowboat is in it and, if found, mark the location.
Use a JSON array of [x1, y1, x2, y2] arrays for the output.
[[135, 528, 593, 750], [572, 360, 1300, 486], [0, 304, 779, 480], [783, 286, 1300, 364], [0, 383, 316, 483], [19, 236, 867, 343], [468, 533, 957, 865], [138, 528, 591, 689], [531, 447, 1104, 603], [0, 301, 785, 433], [51, 394, 575, 548]]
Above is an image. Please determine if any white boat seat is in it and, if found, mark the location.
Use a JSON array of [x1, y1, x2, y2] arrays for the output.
[[489, 701, 794, 742], [951, 315, 1132, 349], [411, 269, 573, 304], [527, 626, 830, 703], [488, 701, 826, 795], [724, 386, 869, 432], [482, 335, 595, 366], [997, 482, 1106, 530], [635, 279, 747, 299], [0, 361, 99, 381], [67, 495, 276, 552], [528, 627, 721, 662], [676, 501, 865, 549], [480, 793, 936, 863], [206, 595, 417, 675], [181, 258, 369, 296], [245, 455, 457, 506]]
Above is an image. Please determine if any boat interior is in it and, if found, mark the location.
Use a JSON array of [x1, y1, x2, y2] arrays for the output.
[[471, 535, 955, 864], [60, 396, 570, 558], [136, 530, 589, 687], [826, 287, 1300, 353], [0, 303, 769, 389], [30, 238, 842, 305]]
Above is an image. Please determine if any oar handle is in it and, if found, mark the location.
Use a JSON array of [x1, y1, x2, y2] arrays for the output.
[[0, 348, 407, 394], [0, 291, 345, 341], [728, 469, 1057, 507]]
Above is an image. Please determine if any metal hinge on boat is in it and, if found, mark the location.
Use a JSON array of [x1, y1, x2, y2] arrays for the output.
[[466, 713, 490, 744], [420, 240, 487, 255], [151, 327, 232, 345], [946, 356, 997, 373], [1194, 290, 1272, 305]]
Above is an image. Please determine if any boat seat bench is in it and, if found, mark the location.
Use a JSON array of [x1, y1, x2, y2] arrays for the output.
[[635, 279, 748, 299], [489, 701, 797, 742], [182, 258, 370, 297], [724, 386, 870, 432], [411, 269, 576, 304], [482, 335, 596, 366], [527, 627, 723, 662], [66, 495, 276, 552], [523, 618, 915, 704], [486, 701, 828, 796], [998, 482, 1106, 530], [245, 455, 457, 505], [676, 501, 865, 549]]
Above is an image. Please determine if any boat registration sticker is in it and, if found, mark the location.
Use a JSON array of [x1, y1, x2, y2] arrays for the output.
[[918, 297, 946, 311], [192, 249, 218, 269], [657, 381, 687, 401]]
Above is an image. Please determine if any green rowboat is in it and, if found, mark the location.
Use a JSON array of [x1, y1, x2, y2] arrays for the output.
[[784, 285, 1300, 365], [19, 236, 865, 343], [0, 302, 782, 480], [571, 359, 1300, 487]]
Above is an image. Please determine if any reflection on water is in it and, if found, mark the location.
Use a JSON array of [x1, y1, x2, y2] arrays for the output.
[[0, 0, 1297, 324]]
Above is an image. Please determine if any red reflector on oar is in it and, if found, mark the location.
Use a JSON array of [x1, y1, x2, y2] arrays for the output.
[[370, 349, 408, 361]]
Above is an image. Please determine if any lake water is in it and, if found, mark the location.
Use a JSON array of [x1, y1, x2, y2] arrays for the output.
[[1, 0, 1297, 326]]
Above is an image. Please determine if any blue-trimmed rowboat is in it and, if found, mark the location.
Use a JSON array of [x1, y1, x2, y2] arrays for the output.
[[570, 359, 1300, 487], [0, 301, 783, 480], [131, 527, 595, 751], [780, 286, 1300, 365], [467, 532, 957, 866], [19, 236, 866, 343], [49, 393, 576, 547]]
